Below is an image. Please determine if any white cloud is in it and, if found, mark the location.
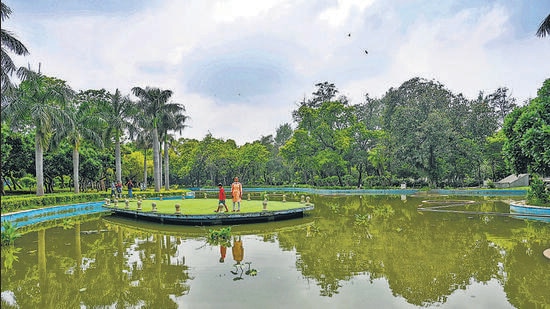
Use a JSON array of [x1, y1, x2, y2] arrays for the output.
[[213, 0, 287, 22], [319, 0, 375, 27], [7, 0, 550, 144]]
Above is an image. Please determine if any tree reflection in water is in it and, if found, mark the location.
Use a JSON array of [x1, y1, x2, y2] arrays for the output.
[[1, 195, 548, 308]]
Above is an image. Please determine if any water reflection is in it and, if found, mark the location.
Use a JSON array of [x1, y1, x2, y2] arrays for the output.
[[1, 195, 549, 308]]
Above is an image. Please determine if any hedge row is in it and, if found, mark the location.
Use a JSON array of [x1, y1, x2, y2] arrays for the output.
[[1, 190, 189, 214]]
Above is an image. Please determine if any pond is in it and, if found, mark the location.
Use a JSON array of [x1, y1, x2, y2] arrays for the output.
[[1, 194, 549, 308]]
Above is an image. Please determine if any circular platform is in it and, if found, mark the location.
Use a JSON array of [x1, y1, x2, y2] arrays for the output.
[[103, 198, 314, 225]]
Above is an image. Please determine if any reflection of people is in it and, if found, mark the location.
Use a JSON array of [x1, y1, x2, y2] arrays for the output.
[[231, 177, 243, 212], [126, 179, 134, 198], [219, 245, 227, 263], [215, 183, 229, 212], [232, 236, 244, 265]]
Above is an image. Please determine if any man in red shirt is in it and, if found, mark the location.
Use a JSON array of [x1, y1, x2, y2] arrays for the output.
[[215, 183, 229, 212]]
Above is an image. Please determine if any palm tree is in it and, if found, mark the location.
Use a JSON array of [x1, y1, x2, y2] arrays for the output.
[[129, 108, 154, 190], [100, 89, 135, 184], [131, 86, 177, 192], [1, 67, 74, 195], [1, 3, 29, 93], [536, 14, 550, 38], [56, 91, 106, 193], [159, 109, 188, 190]]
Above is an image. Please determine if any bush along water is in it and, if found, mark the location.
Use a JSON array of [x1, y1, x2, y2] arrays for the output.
[[527, 175, 550, 207], [1, 221, 21, 246]]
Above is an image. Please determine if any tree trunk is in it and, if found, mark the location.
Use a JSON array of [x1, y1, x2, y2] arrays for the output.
[[73, 147, 80, 194], [159, 145, 163, 188], [164, 139, 170, 190], [357, 163, 364, 188], [35, 135, 45, 196], [115, 134, 122, 183], [143, 149, 148, 190], [152, 128, 161, 192]]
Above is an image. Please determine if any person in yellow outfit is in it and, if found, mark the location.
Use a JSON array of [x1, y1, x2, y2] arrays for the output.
[[231, 177, 243, 212], [232, 236, 244, 265]]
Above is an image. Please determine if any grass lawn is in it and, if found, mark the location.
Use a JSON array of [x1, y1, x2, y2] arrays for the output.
[[104, 198, 311, 215]]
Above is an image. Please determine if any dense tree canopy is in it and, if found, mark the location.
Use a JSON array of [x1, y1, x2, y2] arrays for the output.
[[3, 75, 542, 194], [503, 78, 550, 176]]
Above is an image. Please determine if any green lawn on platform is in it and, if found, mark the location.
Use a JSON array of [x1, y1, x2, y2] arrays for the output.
[[105, 198, 310, 215]]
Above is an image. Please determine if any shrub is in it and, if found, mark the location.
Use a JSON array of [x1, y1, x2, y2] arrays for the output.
[[527, 175, 549, 206], [1, 221, 21, 246]]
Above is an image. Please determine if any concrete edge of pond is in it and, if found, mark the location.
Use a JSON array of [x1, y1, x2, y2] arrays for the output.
[[105, 204, 315, 226], [509, 202, 550, 216]]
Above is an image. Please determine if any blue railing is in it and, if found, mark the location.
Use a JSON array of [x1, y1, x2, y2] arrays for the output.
[[430, 189, 527, 196], [1, 201, 108, 231]]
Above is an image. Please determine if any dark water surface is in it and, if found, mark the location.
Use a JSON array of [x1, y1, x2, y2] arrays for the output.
[[1, 195, 549, 308]]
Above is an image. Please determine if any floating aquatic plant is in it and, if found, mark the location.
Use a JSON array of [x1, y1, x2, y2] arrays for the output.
[[207, 226, 232, 247]]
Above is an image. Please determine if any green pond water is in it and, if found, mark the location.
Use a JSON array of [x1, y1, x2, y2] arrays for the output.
[[1, 195, 549, 308]]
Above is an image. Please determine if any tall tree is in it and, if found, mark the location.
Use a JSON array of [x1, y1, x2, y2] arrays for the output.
[[131, 86, 176, 192], [159, 106, 188, 190], [485, 87, 517, 127], [380, 78, 456, 186], [1, 3, 29, 93], [58, 90, 106, 193], [2, 67, 74, 195], [100, 89, 135, 184], [130, 117, 153, 190]]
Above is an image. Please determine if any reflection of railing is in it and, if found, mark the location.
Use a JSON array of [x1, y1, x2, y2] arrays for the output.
[[102, 215, 315, 237], [1, 202, 109, 231], [418, 200, 550, 222], [429, 189, 527, 196]]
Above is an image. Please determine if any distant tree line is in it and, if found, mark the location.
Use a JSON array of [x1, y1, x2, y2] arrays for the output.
[[3, 76, 548, 195]]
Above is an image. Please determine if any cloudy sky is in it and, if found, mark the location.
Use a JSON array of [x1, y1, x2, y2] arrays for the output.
[[5, 0, 550, 145]]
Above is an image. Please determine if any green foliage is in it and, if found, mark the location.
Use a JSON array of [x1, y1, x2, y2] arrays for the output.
[[354, 213, 371, 226], [372, 204, 395, 218], [1, 221, 21, 246], [526, 175, 549, 206], [207, 226, 232, 247], [62, 218, 75, 230], [503, 79, 550, 176], [2, 76, 545, 193], [1, 245, 22, 269], [0, 192, 106, 213]]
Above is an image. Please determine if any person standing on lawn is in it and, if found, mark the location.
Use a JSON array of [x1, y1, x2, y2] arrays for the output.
[[231, 177, 243, 212], [126, 179, 134, 198]]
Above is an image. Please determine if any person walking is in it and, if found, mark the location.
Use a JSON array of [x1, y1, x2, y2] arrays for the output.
[[231, 177, 243, 212], [215, 183, 229, 212]]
